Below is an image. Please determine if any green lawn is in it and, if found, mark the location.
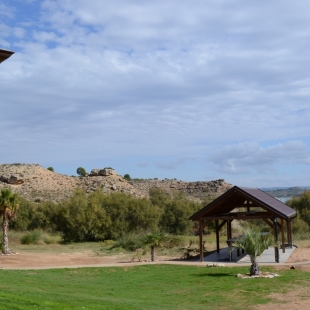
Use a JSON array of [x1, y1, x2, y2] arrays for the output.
[[0, 265, 308, 309]]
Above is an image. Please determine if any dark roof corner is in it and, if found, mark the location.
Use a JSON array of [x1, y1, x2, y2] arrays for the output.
[[0, 48, 14, 64]]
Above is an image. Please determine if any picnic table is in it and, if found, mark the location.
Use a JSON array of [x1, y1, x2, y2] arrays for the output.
[[226, 236, 245, 262], [226, 232, 270, 262]]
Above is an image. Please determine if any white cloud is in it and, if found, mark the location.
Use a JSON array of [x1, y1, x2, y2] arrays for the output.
[[210, 141, 310, 175], [1, 1, 310, 185]]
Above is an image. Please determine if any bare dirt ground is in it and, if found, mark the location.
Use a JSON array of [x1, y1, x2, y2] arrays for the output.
[[253, 285, 310, 310], [0, 250, 180, 269], [1, 247, 309, 269]]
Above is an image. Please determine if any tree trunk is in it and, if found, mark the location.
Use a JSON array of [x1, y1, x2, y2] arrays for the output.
[[151, 245, 155, 262], [250, 262, 260, 276], [2, 208, 9, 254]]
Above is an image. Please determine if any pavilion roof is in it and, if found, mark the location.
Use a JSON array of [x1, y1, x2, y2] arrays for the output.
[[189, 186, 297, 221], [0, 49, 14, 64]]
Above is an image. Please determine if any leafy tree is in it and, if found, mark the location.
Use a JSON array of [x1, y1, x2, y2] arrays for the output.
[[54, 190, 111, 242], [100, 192, 162, 239], [230, 227, 275, 275], [287, 191, 310, 230], [76, 167, 87, 177], [123, 174, 131, 181], [149, 189, 201, 235], [0, 189, 19, 254], [47, 167, 54, 172]]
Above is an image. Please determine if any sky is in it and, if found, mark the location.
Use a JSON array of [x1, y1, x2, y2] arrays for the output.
[[1, 0, 310, 188]]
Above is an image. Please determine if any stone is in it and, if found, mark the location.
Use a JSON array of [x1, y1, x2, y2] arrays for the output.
[[8, 174, 24, 185], [99, 168, 116, 176], [90, 169, 100, 176], [0, 175, 10, 183]]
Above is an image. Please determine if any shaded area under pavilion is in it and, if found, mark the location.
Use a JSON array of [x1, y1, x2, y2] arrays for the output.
[[189, 186, 297, 263]]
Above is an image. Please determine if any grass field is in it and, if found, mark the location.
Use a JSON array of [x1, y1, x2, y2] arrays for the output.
[[0, 264, 308, 309]]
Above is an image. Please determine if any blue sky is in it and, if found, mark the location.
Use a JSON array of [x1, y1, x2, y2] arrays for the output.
[[1, 0, 310, 187]]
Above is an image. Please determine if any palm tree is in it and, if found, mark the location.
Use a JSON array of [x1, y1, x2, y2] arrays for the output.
[[230, 227, 275, 276], [143, 231, 171, 262], [0, 189, 19, 254]]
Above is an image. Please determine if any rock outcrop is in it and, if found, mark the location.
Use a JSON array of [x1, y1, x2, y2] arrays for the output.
[[0, 164, 232, 203], [90, 168, 116, 177], [129, 178, 232, 201], [0, 164, 142, 202]]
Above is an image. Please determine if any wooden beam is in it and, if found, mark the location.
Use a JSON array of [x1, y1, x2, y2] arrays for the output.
[[218, 220, 227, 230], [202, 219, 212, 230], [262, 218, 273, 229], [201, 215, 272, 220]]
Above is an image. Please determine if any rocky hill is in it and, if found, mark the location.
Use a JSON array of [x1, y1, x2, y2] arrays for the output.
[[129, 178, 232, 201], [0, 164, 142, 202], [0, 164, 233, 203], [263, 187, 310, 199]]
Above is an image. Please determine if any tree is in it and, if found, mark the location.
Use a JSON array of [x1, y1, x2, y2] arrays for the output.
[[0, 189, 19, 254], [287, 191, 310, 229], [123, 174, 131, 181], [230, 227, 275, 276], [143, 231, 171, 262], [47, 167, 54, 172], [76, 167, 87, 177]]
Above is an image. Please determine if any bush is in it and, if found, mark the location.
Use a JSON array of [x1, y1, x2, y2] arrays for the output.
[[47, 167, 54, 172], [20, 231, 60, 245], [124, 174, 131, 181], [110, 232, 144, 251], [76, 167, 87, 177], [44, 234, 61, 244], [20, 231, 43, 245]]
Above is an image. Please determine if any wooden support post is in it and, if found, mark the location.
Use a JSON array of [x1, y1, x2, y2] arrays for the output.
[[287, 219, 292, 248], [199, 219, 204, 262], [273, 218, 279, 263], [215, 220, 220, 253], [228, 220, 232, 239], [281, 219, 285, 253], [226, 220, 229, 239]]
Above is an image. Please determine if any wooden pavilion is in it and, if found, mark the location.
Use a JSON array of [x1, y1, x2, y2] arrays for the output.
[[0, 48, 14, 64], [189, 186, 297, 263]]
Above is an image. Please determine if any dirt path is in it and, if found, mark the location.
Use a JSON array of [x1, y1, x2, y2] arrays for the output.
[[1, 247, 309, 269]]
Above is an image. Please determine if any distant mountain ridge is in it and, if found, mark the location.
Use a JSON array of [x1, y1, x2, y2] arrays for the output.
[[262, 186, 310, 199]]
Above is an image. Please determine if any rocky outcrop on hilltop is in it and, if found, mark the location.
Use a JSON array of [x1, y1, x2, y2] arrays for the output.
[[0, 164, 143, 202], [129, 178, 232, 200], [0, 164, 232, 203]]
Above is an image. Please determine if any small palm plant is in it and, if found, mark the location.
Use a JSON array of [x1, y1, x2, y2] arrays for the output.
[[143, 231, 171, 262], [230, 227, 275, 276], [0, 189, 19, 254]]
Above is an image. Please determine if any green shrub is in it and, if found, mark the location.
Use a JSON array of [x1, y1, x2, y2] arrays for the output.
[[76, 167, 87, 177], [44, 234, 61, 244], [20, 231, 43, 245], [110, 233, 144, 251], [123, 174, 131, 181], [101, 239, 115, 246]]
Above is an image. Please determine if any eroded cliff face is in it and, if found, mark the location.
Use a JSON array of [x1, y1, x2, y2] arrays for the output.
[[129, 178, 232, 201], [0, 164, 232, 202]]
